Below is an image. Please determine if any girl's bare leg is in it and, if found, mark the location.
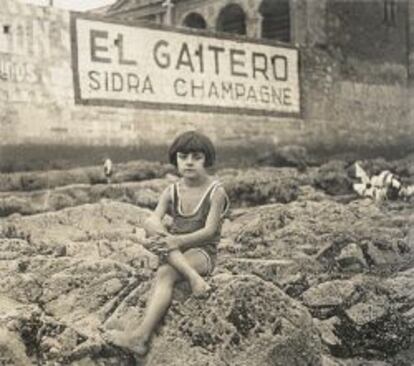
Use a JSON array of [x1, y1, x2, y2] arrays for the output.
[[132, 264, 179, 343], [105, 250, 210, 355], [143, 217, 211, 296], [167, 249, 211, 297], [136, 249, 211, 340], [106, 263, 179, 355]]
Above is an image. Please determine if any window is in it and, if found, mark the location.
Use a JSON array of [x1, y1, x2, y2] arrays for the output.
[[259, 0, 290, 42], [183, 13, 207, 29], [216, 4, 246, 35]]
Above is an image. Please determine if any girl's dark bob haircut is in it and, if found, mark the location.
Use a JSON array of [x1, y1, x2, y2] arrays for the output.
[[168, 131, 216, 167]]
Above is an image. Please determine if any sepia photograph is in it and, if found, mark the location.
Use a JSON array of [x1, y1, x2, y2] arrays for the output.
[[0, 0, 413, 365]]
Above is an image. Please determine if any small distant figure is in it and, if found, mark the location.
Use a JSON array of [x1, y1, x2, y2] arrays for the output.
[[103, 158, 113, 184]]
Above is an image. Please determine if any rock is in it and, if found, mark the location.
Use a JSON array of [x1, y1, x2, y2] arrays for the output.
[[0, 161, 175, 192], [408, 226, 414, 250], [383, 267, 414, 326], [403, 306, 414, 325], [384, 267, 414, 301], [314, 317, 342, 348], [220, 258, 297, 285], [297, 185, 330, 202], [280, 273, 310, 298], [2, 201, 151, 247], [0, 179, 169, 217], [345, 296, 388, 326], [221, 167, 300, 207], [364, 241, 401, 266], [0, 166, 309, 217], [0, 329, 32, 366], [0, 201, 323, 365], [54, 243, 67, 257], [302, 280, 360, 308], [130, 275, 323, 366], [320, 354, 345, 366], [257, 144, 309, 171], [335, 243, 367, 270], [302, 280, 362, 318], [314, 160, 354, 195], [335, 289, 411, 359], [315, 242, 338, 261], [341, 360, 390, 366]]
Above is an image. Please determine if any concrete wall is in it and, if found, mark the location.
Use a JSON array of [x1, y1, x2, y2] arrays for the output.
[[0, 0, 413, 157]]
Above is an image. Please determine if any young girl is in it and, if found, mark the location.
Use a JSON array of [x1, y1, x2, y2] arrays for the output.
[[106, 131, 229, 356]]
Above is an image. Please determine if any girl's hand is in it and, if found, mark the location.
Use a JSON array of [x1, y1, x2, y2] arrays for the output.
[[143, 232, 168, 249], [142, 233, 179, 260], [151, 242, 170, 259], [142, 234, 170, 259], [152, 235, 179, 253], [164, 236, 180, 251]]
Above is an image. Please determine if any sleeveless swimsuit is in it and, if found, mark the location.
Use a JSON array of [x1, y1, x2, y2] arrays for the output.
[[168, 180, 229, 274]]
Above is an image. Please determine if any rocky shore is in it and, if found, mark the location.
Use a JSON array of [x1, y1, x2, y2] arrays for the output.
[[0, 156, 413, 365]]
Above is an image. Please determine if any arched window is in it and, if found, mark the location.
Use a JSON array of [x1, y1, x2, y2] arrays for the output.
[[216, 4, 246, 35], [259, 0, 290, 42], [183, 13, 207, 29]]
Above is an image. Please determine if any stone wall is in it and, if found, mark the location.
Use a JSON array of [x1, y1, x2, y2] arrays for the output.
[[301, 0, 412, 152], [0, 0, 413, 159]]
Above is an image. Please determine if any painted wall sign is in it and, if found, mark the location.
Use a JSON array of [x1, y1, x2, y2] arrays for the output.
[[0, 57, 39, 83], [0, 15, 55, 58], [71, 14, 301, 116]]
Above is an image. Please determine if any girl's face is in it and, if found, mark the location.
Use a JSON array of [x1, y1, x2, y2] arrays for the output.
[[176, 151, 207, 179]]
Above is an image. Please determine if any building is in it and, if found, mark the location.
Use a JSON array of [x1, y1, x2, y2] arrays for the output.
[[1, 0, 413, 161], [105, 0, 292, 42], [103, 0, 414, 154], [104, 0, 408, 54]]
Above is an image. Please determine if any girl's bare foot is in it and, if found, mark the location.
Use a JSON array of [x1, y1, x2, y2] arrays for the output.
[[104, 330, 149, 356], [191, 278, 212, 299], [130, 336, 149, 357], [103, 329, 130, 350]]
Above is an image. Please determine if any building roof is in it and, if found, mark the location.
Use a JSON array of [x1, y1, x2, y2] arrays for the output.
[[88, 4, 113, 14], [107, 0, 163, 14]]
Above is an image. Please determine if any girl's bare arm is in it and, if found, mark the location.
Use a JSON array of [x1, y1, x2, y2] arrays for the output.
[[143, 187, 170, 236]]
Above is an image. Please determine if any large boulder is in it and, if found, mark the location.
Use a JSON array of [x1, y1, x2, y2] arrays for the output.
[[0, 202, 325, 365], [304, 277, 412, 360], [105, 274, 323, 366], [220, 190, 414, 363]]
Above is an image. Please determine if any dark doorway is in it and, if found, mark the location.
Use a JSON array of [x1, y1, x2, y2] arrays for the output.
[[183, 12, 207, 29], [259, 0, 290, 42], [216, 4, 246, 35]]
